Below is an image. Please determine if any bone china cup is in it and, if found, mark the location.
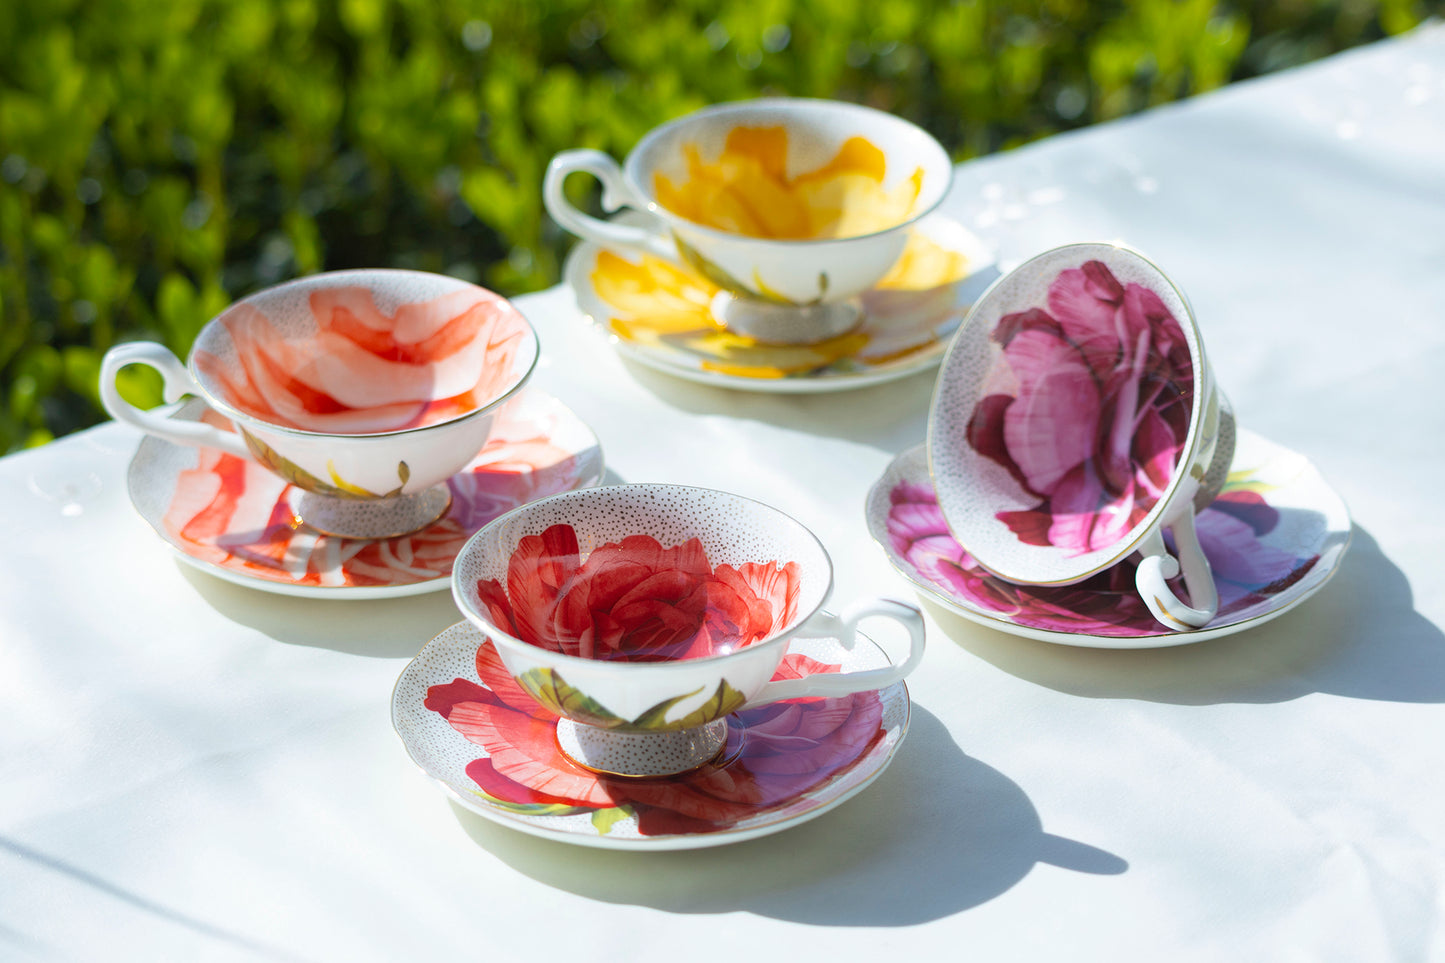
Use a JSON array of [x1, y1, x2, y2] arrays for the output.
[[927, 243, 1230, 630], [544, 98, 952, 343], [451, 484, 926, 776], [100, 269, 539, 539]]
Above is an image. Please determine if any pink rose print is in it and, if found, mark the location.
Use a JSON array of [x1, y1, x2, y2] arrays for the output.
[[886, 478, 1318, 637], [966, 261, 1194, 555]]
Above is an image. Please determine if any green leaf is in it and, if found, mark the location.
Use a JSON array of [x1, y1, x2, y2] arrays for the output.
[[240, 430, 392, 500], [518, 667, 627, 729], [629, 685, 706, 730], [655, 679, 749, 731], [674, 234, 794, 305], [591, 805, 634, 835], [471, 789, 589, 818]]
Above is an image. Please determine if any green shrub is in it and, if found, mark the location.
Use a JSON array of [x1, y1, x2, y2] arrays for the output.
[[0, 0, 1427, 451]]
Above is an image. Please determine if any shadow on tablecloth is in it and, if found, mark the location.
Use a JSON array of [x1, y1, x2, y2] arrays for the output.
[[447, 706, 1126, 925], [930, 526, 1445, 706]]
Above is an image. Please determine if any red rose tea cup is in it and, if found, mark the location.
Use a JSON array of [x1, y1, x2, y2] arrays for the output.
[[100, 269, 539, 539], [452, 484, 926, 776]]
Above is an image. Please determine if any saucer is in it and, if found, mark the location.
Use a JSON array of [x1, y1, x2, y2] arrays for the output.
[[391, 621, 910, 850], [866, 429, 1351, 648], [565, 211, 998, 393], [127, 389, 604, 599]]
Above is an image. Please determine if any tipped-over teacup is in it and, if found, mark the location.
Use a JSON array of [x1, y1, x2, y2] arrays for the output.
[[451, 483, 926, 776], [927, 243, 1232, 630], [100, 269, 539, 538]]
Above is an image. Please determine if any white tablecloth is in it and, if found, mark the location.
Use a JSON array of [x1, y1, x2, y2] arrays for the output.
[[4, 26, 1444, 961]]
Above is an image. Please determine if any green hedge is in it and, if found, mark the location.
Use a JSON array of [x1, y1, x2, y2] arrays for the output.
[[0, 0, 1427, 452]]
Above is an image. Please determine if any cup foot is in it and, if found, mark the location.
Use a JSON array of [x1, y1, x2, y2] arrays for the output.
[[710, 291, 863, 345], [555, 718, 728, 777], [297, 485, 452, 539]]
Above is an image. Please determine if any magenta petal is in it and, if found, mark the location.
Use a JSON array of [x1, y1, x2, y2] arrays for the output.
[[1047, 463, 1135, 555], [888, 479, 936, 507], [993, 307, 1062, 346], [1048, 263, 1124, 379], [1001, 328, 1101, 495], [1207, 489, 1279, 537], [1197, 508, 1301, 588], [1122, 282, 1182, 356], [966, 393, 1033, 493], [887, 501, 951, 555], [903, 532, 969, 572], [1130, 405, 1182, 501]]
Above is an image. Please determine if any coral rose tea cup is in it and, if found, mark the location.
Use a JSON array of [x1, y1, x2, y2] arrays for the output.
[[100, 269, 539, 539], [927, 243, 1234, 630], [544, 97, 953, 345], [451, 484, 927, 777]]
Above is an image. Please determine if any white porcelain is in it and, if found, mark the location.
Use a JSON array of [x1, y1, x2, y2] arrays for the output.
[[451, 484, 925, 775], [928, 243, 1228, 629], [866, 432, 1351, 648], [545, 98, 953, 342], [126, 389, 603, 599], [101, 270, 539, 538], [391, 621, 911, 849]]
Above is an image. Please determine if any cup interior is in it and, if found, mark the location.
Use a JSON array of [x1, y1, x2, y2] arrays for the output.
[[928, 243, 1205, 585], [190, 270, 537, 436], [454, 485, 833, 664], [632, 99, 951, 241]]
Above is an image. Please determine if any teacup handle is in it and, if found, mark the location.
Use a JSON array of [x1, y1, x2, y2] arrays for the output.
[[1134, 509, 1219, 629], [99, 341, 250, 459], [747, 598, 926, 706], [543, 149, 678, 261]]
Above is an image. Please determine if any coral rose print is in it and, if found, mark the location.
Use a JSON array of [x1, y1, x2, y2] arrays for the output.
[[194, 285, 529, 434]]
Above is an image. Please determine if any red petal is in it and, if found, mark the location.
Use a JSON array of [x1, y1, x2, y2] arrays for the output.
[[464, 757, 589, 807], [473, 639, 547, 715], [423, 679, 492, 720], [506, 524, 581, 649], [446, 701, 617, 806]]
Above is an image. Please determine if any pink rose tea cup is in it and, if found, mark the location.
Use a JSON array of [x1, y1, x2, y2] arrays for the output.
[[451, 483, 926, 776], [100, 269, 539, 539], [927, 243, 1233, 630]]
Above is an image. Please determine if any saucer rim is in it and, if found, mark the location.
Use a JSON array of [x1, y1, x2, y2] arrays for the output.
[[866, 430, 1352, 649], [126, 389, 605, 600], [391, 620, 912, 851], [564, 211, 996, 394]]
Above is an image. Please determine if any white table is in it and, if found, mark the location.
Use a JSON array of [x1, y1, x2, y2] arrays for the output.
[[4, 25, 1444, 961]]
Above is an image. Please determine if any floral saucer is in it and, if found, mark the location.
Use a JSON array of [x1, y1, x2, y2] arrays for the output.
[[126, 389, 604, 599], [866, 429, 1351, 648], [565, 211, 998, 392], [391, 621, 910, 850]]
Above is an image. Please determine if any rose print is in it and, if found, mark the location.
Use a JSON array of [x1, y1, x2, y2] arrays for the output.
[[886, 477, 1317, 637], [474, 524, 802, 662], [425, 639, 885, 835], [194, 285, 529, 434], [966, 260, 1194, 555]]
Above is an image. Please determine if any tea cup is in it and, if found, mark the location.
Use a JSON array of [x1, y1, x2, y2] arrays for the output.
[[927, 243, 1232, 629], [451, 483, 926, 776], [100, 269, 539, 539], [543, 97, 953, 345]]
